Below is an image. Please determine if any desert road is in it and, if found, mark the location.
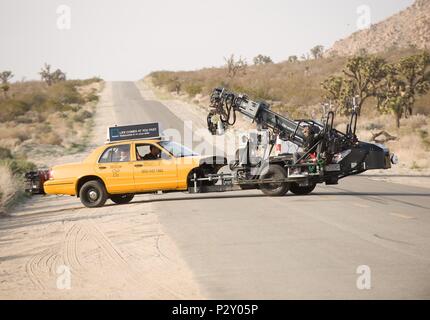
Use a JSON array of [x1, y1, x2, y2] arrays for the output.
[[1, 81, 429, 299]]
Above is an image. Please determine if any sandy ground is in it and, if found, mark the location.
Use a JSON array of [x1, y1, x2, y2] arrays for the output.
[[0, 82, 202, 299]]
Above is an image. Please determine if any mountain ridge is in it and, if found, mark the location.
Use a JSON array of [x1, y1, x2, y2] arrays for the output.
[[326, 0, 430, 56]]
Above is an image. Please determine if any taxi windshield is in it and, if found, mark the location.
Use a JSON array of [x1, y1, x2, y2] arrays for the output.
[[159, 141, 199, 157]]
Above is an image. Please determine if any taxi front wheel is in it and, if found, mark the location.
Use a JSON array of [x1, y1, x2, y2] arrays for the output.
[[110, 194, 134, 205], [79, 180, 108, 208]]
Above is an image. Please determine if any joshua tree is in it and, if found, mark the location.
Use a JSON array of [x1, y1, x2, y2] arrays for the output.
[[52, 68, 67, 83], [310, 45, 324, 59], [377, 65, 410, 128], [0, 71, 13, 98], [253, 54, 273, 65], [394, 51, 430, 117], [224, 54, 248, 78], [40, 63, 66, 85], [342, 54, 388, 115], [321, 76, 354, 114], [322, 51, 430, 127], [377, 52, 430, 127], [287, 55, 298, 63]]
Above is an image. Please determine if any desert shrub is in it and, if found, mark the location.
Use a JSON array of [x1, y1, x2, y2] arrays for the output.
[[67, 142, 87, 153], [38, 131, 63, 145], [183, 83, 203, 96], [0, 99, 31, 121], [405, 114, 428, 129], [73, 110, 92, 122], [48, 82, 83, 105], [364, 122, 384, 130], [0, 147, 12, 159], [418, 129, 430, 151], [86, 93, 99, 102], [15, 113, 35, 124], [21, 92, 48, 108], [0, 165, 21, 213], [0, 126, 31, 142], [150, 71, 176, 88], [247, 86, 273, 101], [0, 157, 36, 175], [15, 130, 31, 142], [68, 77, 102, 87], [411, 161, 421, 169], [166, 80, 181, 93]]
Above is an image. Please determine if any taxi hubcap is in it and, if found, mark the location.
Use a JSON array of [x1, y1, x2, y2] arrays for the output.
[[88, 190, 98, 201]]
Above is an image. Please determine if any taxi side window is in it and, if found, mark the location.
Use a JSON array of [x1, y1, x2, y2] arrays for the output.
[[136, 144, 170, 161], [99, 144, 130, 163]]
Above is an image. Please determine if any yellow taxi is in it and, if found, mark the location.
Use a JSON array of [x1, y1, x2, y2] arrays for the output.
[[44, 138, 225, 208]]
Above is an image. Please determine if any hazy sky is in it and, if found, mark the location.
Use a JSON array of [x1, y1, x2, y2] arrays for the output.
[[0, 0, 414, 81]]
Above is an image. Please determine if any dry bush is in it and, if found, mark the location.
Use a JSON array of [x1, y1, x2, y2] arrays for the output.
[[0, 165, 21, 213], [73, 110, 93, 122], [352, 114, 430, 170], [400, 114, 428, 129], [0, 125, 32, 142], [0, 137, 21, 150], [38, 131, 63, 145], [389, 134, 430, 169]]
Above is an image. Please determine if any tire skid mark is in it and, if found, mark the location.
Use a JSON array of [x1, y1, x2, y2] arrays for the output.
[[83, 219, 181, 298], [155, 234, 173, 261], [63, 223, 83, 271], [374, 233, 414, 245], [85, 221, 129, 267], [25, 246, 60, 291]]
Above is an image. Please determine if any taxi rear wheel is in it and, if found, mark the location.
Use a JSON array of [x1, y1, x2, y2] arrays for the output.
[[110, 194, 134, 205], [79, 180, 108, 208]]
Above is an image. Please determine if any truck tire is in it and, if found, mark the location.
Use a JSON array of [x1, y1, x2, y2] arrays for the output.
[[289, 183, 316, 195], [259, 165, 289, 196], [110, 194, 134, 205], [79, 180, 108, 208]]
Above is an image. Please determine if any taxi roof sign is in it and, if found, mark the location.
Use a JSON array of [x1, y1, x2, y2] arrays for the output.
[[107, 123, 161, 142]]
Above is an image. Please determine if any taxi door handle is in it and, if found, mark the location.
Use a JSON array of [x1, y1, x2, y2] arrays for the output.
[[98, 166, 107, 169], [134, 164, 143, 167]]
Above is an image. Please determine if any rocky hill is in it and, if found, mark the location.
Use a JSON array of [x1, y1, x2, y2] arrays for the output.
[[326, 0, 430, 56]]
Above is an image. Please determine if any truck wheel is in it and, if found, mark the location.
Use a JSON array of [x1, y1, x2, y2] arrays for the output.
[[289, 183, 316, 195], [79, 180, 108, 208], [259, 165, 289, 196], [110, 194, 134, 205]]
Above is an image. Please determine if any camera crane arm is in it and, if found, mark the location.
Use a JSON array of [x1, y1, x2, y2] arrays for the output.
[[207, 87, 342, 147], [206, 87, 394, 176]]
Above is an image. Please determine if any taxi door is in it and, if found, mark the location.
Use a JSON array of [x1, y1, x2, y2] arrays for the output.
[[95, 143, 136, 193], [133, 142, 178, 192]]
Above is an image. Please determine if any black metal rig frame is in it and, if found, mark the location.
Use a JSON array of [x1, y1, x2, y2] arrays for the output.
[[191, 87, 394, 193]]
